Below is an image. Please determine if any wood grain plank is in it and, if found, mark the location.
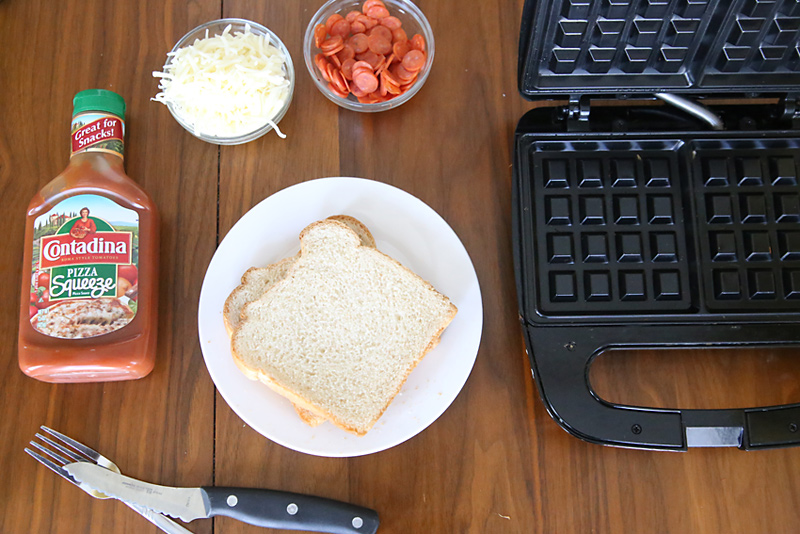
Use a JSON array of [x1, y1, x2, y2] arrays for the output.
[[591, 347, 800, 409], [213, 2, 344, 534], [0, 1, 219, 532]]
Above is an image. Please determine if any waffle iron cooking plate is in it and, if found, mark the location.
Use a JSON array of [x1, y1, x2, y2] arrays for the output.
[[513, 0, 800, 450]]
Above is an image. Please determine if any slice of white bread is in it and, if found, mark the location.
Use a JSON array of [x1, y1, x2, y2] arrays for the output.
[[223, 215, 376, 334], [231, 219, 458, 436], [223, 215, 376, 427], [225, 260, 325, 426]]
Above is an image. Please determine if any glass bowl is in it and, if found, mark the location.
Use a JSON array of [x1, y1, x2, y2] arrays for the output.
[[160, 18, 295, 145], [303, 0, 434, 112]]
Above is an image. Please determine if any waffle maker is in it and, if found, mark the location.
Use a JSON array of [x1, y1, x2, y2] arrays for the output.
[[512, 0, 800, 450]]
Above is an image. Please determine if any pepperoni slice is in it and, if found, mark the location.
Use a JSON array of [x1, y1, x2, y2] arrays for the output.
[[366, 5, 390, 19], [392, 63, 416, 82], [381, 68, 400, 87], [328, 81, 349, 99], [325, 62, 339, 84], [345, 10, 361, 22], [331, 68, 349, 94], [391, 28, 408, 43], [352, 60, 374, 74], [352, 66, 374, 82], [356, 50, 382, 69], [320, 35, 344, 55], [374, 55, 387, 75], [358, 92, 382, 104], [330, 19, 351, 38], [402, 49, 425, 72], [376, 53, 394, 73], [381, 70, 401, 94], [368, 24, 393, 42], [411, 33, 425, 52], [399, 81, 415, 93], [380, 16, 402, 30], [350, 82, 368, 98], [325, 14, 344, 33], [341, 58, 356, 80], [356, 14, 378, 30], [354, 71, 379, 93], [315, 54, 332, 82], [314, 53, 328, 69], [337, 45, 356, 63], [348, 33, 369, 54], [367, 34, 392, 55], [379, 72, 391, 95], [362, 0, 385, 14], [314, 24, 328, 48], [392, 39, 412, 59], [350, 21, 366, 34]]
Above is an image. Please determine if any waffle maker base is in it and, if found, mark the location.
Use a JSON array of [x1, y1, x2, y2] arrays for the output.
[[514, 0, 800, 451], [514, 101, 800, 450]]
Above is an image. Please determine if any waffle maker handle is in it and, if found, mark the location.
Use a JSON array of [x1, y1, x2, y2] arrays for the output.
[[525, 324, 800, 450]]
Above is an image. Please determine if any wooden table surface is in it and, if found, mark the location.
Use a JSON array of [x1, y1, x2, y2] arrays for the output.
[[2, 0, 800, 532]]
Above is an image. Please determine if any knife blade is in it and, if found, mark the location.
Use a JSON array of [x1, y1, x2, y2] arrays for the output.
[[65, 462, 379, 534]]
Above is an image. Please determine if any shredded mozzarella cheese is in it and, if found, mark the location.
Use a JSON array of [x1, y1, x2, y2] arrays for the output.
[[153, 24, 290, 139]]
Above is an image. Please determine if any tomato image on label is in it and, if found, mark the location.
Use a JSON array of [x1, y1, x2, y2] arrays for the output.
[[31, 195, 139, 339], [37, 271, 50, 288], [118, 264, 137, 285], [34, 288, 51, 309]]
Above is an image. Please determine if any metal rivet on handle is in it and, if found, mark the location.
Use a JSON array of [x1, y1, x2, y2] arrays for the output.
[[352, 517, 364, 529], [227, 495, 238, 507], [287, 503, 299, 515]]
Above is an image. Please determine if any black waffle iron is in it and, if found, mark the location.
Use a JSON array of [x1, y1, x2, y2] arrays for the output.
[[512, 0, 800, 450]]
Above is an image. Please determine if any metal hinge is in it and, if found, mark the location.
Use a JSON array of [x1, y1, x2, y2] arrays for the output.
[[781, 94, 800, 129], [565, 95, 590, 132]]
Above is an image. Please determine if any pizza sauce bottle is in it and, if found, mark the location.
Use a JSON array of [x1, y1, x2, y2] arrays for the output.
[[18, 90, 159, 382]]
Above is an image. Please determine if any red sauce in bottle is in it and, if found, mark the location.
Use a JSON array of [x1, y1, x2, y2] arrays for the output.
[[18, 89, 159, 382]]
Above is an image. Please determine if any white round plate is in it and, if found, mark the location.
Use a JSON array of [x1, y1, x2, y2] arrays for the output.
[[198, 177, 482, 457]]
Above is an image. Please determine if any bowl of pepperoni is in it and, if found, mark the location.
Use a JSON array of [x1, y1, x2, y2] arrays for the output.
[[304, 0, 433, 111]]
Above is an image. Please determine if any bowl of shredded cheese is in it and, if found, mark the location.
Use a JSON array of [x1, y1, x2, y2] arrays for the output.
[[153, 19, 294, 145]]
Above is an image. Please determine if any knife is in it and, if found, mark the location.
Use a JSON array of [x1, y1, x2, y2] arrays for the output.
[[65, 462, 379, 534]]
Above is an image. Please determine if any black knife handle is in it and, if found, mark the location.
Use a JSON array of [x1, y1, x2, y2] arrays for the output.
[[202, 487, 379, 534]]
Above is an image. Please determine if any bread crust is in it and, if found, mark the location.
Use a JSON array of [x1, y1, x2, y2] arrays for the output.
[[223, 258, 298, 335], [326, 214, 376, 248]]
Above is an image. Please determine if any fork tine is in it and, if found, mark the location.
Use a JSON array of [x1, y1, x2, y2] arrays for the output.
[[24, 447, 78, 485], [29, 430, 196, 534], [35, 433, 85, 464], [41, 425, 101, 461], [29, 440, 72, 467]]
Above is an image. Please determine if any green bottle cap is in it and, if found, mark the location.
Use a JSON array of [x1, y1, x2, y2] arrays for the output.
[[72, 89, 126, 118]]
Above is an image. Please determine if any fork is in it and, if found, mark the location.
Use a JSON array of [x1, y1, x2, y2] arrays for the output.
[[26, 426, 193, 534]]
